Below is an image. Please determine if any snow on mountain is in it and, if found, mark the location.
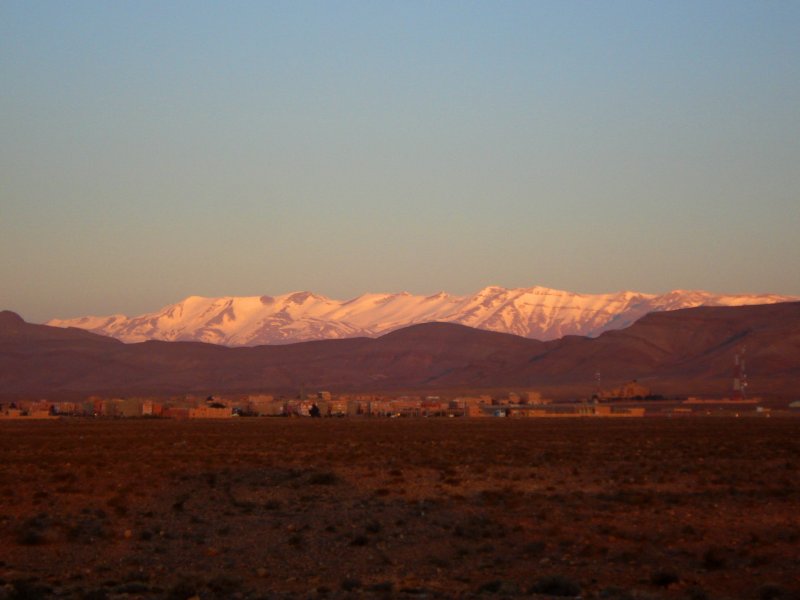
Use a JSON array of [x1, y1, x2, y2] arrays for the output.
[[46, 286, 798, 346]]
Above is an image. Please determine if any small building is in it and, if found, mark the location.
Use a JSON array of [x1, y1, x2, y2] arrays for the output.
[[599, 380, 651, 400], [248, 394, 276, 415], [525, 391, 550, 405], [1, 408, 24, 419], [119, 398, 143, 418], [27, 409, 57, 419], [189, 406, 232, 419], [458, 396, 491, 417], [347, 399, 369, 416], [465, 404, 490, 417], [162, 407, 190, 419], [99, 398, 123, 417], [508, 404, 645, 418], [327, 400, 348, 416]]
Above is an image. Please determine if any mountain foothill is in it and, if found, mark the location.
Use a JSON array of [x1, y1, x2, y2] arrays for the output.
[[2, 299, 799, 400]]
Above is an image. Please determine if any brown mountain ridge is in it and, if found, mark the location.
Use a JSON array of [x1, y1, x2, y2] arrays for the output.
[[1, 302, 799, 399]]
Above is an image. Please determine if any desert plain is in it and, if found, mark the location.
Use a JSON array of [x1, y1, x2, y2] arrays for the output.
[[0, 418, 798, 599]]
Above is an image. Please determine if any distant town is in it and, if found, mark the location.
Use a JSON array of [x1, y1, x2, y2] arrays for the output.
[[2, 378, 795, 420]]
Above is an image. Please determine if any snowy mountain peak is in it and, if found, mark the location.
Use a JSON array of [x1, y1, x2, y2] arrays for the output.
[[46, 286, 798, 346], [476, 285, 508, 296]]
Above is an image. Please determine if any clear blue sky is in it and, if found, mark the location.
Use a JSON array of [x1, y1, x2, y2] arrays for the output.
[[2, 1, 799, 322]]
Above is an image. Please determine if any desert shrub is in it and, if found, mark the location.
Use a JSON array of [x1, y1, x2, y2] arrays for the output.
[[776, 526, 799, 543], [138, 529, 153, 541], [701, 546, 727, 570], [478, 579, 503, 594], [228, 496, 256, 513], [122, 567, 148, 584], [749, 553, 772, 567], [606, 490, 654, 506], [399, 586, 432, 595], [478, 580, 520, 595], [454, 515, 506, 540], [368, 581, 394, 593], [114, 582, 150, 594], [207, 575, 242, 598], [650, 569, 679, 587], [340, 578, 361, 591], [106, 494, 128, 516], [595, 523, 615, 535], [8, 578, 53, 600], [365, 521, 381, 534], [599, 586, 634, 600], [16, 527, 45, 547], [66, 516, 110, 543], [308, 471, 339, 485], [166, 579, 198, 600], [50, 470, 78, 484], [171, 493, 189, 512], [522, 540, 546, 556], [757, 583, 789, 600], [529, 575, 581, 597], [16, 516, 51, 546], [476, 487, 520, 507], [685, 586, 709, 600]]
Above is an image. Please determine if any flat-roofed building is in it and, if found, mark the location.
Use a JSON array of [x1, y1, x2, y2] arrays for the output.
[[189, 406, 232, 419]]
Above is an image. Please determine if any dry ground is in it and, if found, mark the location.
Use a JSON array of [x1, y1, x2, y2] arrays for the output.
[[0, 418, 798, 599]]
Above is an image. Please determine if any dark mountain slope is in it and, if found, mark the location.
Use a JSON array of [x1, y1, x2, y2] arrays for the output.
[[1, 303, 799, 398]]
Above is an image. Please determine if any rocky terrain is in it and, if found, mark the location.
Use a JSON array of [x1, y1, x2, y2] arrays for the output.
[[0, 418, 798, 599]]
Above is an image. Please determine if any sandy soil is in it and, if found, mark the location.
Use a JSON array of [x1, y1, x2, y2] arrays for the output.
[[0, 418, 798, 599]]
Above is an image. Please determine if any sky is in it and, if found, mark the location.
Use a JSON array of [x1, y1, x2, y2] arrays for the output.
[[2, 1, 799, 323]]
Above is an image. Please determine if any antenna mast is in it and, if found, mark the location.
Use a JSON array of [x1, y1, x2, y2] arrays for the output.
[[593, 370, 601, 403], [732, 347, 747, 400]]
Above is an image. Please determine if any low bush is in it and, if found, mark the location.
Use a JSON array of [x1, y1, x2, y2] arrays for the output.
[[650, 569, 679, 587], [308, 471, 339, 485], [529, 575, 581, 597]]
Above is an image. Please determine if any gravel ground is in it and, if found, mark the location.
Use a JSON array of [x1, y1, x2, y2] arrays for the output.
[[0, 417, 798, 599]]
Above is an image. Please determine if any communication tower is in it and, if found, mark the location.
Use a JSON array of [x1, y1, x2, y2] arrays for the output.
[[592, 370, 602, 403], [732, 347, 747, 400]]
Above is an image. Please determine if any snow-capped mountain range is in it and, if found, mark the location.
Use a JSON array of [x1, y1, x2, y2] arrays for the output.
[[46, 286, 797, 346]]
